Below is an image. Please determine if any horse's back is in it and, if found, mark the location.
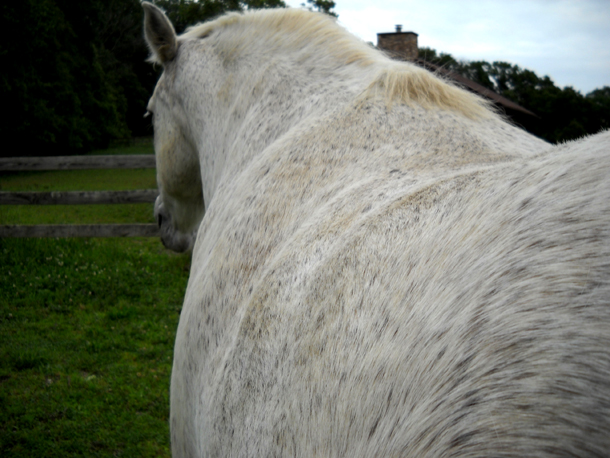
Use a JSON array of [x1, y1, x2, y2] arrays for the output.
[[179, 128, 610, 456]]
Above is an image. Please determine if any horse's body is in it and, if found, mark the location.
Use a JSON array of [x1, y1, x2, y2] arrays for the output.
[[142, 4, 610, 456]]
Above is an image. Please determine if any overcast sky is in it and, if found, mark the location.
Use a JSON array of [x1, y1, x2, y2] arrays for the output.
[[284, 0, 610, 94]]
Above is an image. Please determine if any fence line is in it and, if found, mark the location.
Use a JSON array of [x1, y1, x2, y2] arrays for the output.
[[0, 190, 158, 206], [0, 155, 159, 238], [0, 155, 156, 171], [0, 224, 159, 238]]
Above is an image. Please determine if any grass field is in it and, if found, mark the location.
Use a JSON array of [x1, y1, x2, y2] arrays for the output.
[[1, 142, 191, 457]]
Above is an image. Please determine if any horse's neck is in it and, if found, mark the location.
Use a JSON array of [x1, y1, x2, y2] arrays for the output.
[[192, 50, 372, 199], [185, 44, 547, 203]]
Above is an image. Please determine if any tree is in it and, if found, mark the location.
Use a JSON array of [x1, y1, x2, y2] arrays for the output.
[[154, 0, 287, 34], [0, 0, 136, 156], [417, 47, 608, 143], [587, 87, 610, 133], [418, 47, 462, 73], [95, 0, 159, 140], [300, 0, 337, 17], [0, 0, 291, 156]]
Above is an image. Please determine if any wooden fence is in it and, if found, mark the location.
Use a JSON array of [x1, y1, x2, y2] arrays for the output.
[[0, 155, 160, 238]]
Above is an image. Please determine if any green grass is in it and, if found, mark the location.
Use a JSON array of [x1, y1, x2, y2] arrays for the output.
[[0, 203, 155, 226], [0, 168, 156, 192], [0, 142, 191, 457]]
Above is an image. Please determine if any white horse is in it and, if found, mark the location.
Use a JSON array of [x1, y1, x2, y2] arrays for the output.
[[142, 3, 610, 456]]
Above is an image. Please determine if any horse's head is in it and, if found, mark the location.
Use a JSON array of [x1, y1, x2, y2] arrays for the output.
[[143, 2, 204, 252]]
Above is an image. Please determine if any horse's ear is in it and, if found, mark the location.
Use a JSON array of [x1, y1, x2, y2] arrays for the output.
[[142, 1, 177, 64]]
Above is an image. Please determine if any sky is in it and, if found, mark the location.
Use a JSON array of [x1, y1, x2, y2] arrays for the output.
[[284, 0, 610, 94]]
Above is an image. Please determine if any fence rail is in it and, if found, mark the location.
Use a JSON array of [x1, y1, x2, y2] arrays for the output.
[[0, 155, 160, 238], [0, 190, 158, 206], [0, 155, 156, 171], [0, 224, 159, 238]]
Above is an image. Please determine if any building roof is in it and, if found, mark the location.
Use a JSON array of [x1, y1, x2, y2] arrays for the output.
[[415, 59, 538, 117], [375, 27, 537, 118]]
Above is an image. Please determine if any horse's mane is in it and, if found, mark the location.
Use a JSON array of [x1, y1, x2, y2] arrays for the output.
[[180, 8, 493, 119]]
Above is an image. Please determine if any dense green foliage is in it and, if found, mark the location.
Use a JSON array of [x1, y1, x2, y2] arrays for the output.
[[1, 0, 157, 156], [154, 0, 287, 34], [419, 47, 610, 143], [0, 0, 286, 157], [299, 0, 337, 17]]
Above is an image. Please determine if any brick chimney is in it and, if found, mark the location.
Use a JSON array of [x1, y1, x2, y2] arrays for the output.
[[377, 26, 418, 61]]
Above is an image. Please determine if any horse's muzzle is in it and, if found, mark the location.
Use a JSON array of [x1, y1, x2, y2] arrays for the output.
[[154, 196, 196, 253]]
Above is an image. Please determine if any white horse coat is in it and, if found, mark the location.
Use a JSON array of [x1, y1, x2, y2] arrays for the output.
[[142, 4, 610, 457]]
